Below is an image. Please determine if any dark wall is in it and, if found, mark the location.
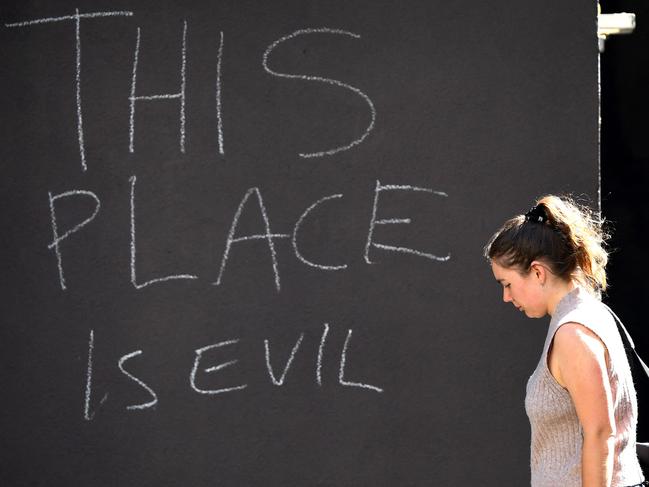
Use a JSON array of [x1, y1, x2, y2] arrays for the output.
[[1, 1, 599, 485], [600, 0, 649, 440]]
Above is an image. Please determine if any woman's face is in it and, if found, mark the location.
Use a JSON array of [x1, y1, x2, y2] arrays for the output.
[[491, 261, 547, 318]]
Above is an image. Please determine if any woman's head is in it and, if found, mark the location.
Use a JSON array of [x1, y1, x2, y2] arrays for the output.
[[484, 195, 609, 315]]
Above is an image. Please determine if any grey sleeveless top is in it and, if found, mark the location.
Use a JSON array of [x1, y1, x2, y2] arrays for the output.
[[524, 286, 645, 487]]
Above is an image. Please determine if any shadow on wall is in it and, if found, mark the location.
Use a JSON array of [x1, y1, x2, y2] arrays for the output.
[[600, 0, 649, 442]]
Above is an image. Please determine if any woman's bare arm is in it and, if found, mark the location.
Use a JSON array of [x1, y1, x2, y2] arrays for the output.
[[553, 322, 616, 487]]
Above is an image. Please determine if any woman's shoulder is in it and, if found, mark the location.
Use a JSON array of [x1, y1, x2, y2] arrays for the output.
[[555, 287, 614, 329], [551, 289, 618, 358], [553, 321, 609, 361]]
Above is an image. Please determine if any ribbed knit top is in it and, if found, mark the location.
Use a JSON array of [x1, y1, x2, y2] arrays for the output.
[[524, 286, 645, 487]]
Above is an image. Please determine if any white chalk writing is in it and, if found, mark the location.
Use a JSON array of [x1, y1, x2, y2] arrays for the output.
[[339, 329, 383, 392], [262, 27, 376, 158], [292, 193, 347, 270], [83, 329, 108, 421], [214, 187, 289, 291], [264, 333, 305, 385], [48, 189, 101, 290], [365, 180, 451, 264], [6, 10, 133, 171], [190, 339, 248, 395], [216, 30, 225, 155], [118, 350, 158, 410], [129, 175, 198, 289], [129, 21, 188, 153]]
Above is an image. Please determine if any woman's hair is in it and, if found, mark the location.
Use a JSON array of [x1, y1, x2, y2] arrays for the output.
[[483, 195, 610, 293]]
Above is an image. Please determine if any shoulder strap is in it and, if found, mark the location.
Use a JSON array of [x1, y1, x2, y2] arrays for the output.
[[602, 304, 649, 380], [603, 304, 636, 348]]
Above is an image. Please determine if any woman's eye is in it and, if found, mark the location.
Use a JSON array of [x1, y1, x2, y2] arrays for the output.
[[504, 284, 511, 288]]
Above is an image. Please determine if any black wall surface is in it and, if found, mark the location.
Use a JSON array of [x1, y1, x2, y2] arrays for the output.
[[601, 0, 649, 443], [1, 1, 599, 485]]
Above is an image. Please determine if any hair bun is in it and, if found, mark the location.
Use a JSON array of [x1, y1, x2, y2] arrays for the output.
[[524, 204, 547, 224]]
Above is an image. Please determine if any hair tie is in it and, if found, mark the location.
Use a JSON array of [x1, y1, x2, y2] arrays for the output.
[[525, 205, 547, 224]]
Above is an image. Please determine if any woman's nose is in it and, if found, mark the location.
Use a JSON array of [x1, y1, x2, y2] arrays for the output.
[[503, 288, 512, 303]]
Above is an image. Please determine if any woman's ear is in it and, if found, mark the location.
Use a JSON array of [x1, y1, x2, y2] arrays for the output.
[[529, 261, 546, 286]]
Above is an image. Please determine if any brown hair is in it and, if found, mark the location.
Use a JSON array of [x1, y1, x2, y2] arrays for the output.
[[483, 195, 610, 293]]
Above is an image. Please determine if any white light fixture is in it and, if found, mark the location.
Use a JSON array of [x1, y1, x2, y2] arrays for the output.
[[598, 11, 636, 52]]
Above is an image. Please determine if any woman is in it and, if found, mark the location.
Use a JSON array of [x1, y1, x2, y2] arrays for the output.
[[484, 195, 646, 487]]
